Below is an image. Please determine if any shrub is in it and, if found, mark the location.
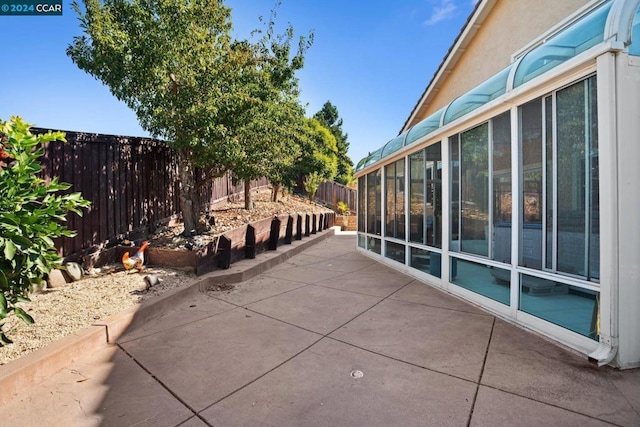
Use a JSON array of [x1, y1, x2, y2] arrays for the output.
[[303, 172, 324, 201], [337, 201, 349, 216], [0, 117, 90, 346]]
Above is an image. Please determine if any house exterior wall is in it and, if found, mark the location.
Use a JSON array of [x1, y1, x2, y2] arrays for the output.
[[409, 0, 592, 127]]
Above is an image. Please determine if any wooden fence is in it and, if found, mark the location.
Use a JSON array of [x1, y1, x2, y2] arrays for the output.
[[315, 181, 357, 213], [35, 128, 268, 258]]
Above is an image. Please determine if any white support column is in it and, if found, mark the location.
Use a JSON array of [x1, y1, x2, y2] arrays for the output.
[[441, 137, 451, 288], [509, 105, 521, 318], [590, 52, 618, 366], [610, 52, 640, 368]]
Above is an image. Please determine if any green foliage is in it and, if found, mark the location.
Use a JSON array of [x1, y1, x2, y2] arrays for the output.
[[223, 3, 313, 208], [337, 201, 350, 216], [303, 172, 324, 201], [67, 0, 243, 232], [67, 0, 314, 217], [313, 101, 354, 185], [294, 118, 338, 184], [0, 117, 90, 345]]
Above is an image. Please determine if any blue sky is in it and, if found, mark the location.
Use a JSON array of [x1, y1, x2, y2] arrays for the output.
[[0, 0, 476, 166]]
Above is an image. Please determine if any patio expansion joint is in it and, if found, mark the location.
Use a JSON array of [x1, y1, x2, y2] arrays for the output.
[[116, 343, 214, 427], [198, 335, 326, 414], [474, 382, 627, 427], [116, 304, 240, 345], [470, 321, 626, 427], [198, 278, 417, 413], [466, 317, 495, 427]]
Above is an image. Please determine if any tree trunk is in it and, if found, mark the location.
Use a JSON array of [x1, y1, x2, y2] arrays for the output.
[[177, 149, 201, 236], [272, 184, 280, 202], [244, 179, 252, 210]]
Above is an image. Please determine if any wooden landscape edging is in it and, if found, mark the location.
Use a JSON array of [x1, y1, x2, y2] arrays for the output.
[[111, 211, 335, 277]]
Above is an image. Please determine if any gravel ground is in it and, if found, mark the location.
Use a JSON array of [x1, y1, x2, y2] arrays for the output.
[[0, 266, 198, 365], [0, 189, 334, 366]]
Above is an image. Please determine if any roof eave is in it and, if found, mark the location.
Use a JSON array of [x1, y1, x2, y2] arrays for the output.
[[400, 0, 498, 134]]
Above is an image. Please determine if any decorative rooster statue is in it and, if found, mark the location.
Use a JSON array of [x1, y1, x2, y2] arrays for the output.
[[122, 241, 148, 272]]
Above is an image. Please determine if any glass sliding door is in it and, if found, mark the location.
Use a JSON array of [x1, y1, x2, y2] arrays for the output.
[[545, 96, 554, 270], [460, 123, 489, 257], [451, 135, 460, 251], [519, 99, 543, 269], [426, 143, 443, 248], [358, 176, 366, 232], [385, 159, 406, 240], [520, 75, 599, 282], [409, 150, 424, 243], [367, 169, 382, 236], [556, 77, 599, 279], [492, 112, 512, 263]]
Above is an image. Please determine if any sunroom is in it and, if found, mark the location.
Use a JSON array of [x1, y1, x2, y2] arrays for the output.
[[355, 0, 640, 369]]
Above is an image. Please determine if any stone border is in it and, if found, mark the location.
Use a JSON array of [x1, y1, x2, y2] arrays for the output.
[[0, 227, 336, 407]]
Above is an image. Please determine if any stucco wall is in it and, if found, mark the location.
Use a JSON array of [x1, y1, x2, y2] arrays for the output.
[[411, 0, 591, 125]]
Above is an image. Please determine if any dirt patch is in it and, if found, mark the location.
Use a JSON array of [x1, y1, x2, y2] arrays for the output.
[[206, 283, 236, 293], [0, 265, 198, 365]]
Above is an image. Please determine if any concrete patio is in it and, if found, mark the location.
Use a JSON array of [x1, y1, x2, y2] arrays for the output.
[[1, 233, 639, 426]]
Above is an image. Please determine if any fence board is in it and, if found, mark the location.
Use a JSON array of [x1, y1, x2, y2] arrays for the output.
[[33, 128, 273, 258]]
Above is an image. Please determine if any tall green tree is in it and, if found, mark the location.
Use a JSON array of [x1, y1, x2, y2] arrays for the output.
[[296, 117, 338, 183], [67, 0, 248, 234], [314, 101, 354, 186], [226, 5, 313, 208]]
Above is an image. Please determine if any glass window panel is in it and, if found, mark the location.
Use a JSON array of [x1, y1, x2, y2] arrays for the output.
[[426, 143, 443, 248], [588, 78, 600, 280], [364, 148, 383, 168], [556, 81, 588, 277], [519, 274, 599, 340], [451, 258, 510, 305], [396, 159, 406, 240], [385, 163, 396, 238], [405, 108, 445, 146], [450, 134, 460, 252], [545, 96, 554, 270], [385, 241, 406, 264], [410, 247, 441, 278], [444, 66, 511, 125], [460, 123, 489, 257], [555, 76, 599, 279], [367, 237, 382, 255], [520, 99, 543, 269], [513, 2, 611, 87], [381, 133, 406, 158], [630, 5, 640, 56], [409, 150, 425, 243], [492, 112, 512, 263], [355, 156, 368, 172], [385, 159, 406, 239], [358, 234, 366, 248], [367, 169, 382, 235], [358, 176, 366, 232]]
